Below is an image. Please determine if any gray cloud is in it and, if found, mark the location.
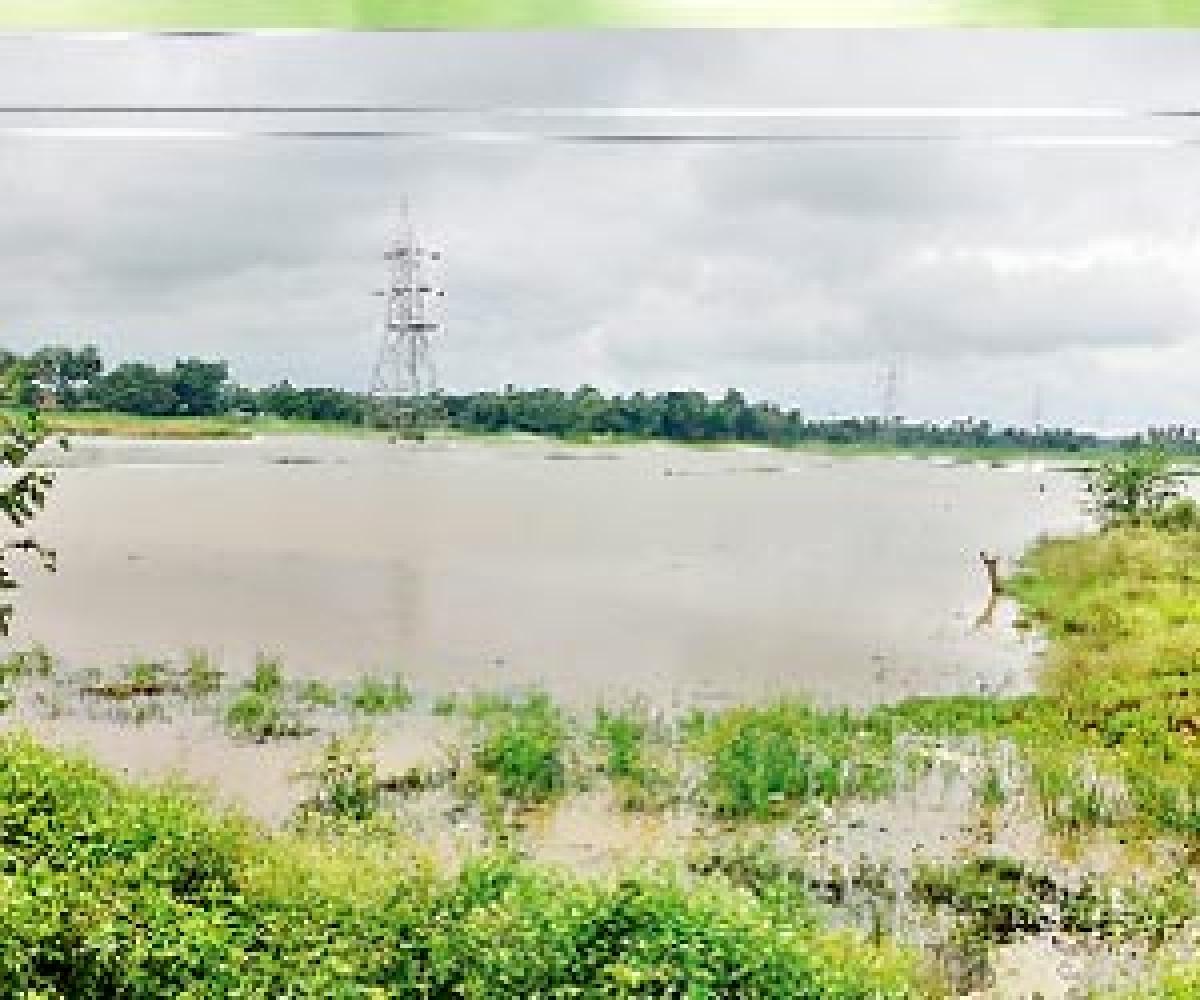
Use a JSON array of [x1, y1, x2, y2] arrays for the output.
[[1, 32, 1200, 427]]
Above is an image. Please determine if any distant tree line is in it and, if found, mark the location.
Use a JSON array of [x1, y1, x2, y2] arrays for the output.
[[4, 343, 1200, 455]]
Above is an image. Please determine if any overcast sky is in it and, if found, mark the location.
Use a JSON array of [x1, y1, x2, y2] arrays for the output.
[[2, 31, 1200, 429]]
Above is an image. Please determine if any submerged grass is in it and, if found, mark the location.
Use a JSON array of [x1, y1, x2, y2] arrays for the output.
[[0, 733, 936, 998], [913, 855, 1196, 944], [470, 691, 570, 804], [689, 701, 898, 819], [346, 674, 413, 715]]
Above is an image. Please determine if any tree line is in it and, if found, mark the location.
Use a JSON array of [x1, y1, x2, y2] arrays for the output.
[[5, 343, 1200, 455]]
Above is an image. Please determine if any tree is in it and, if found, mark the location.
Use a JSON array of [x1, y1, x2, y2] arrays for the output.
[[93, 362, 178, 416], [28, 345, 103, 408], [170, 358, 230, 416], [0, 411, 62, 635], [3, 361, 38, 408], [1084, 448, 1180, 525]]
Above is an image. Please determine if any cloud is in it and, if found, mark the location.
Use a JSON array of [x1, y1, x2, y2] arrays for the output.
[[1, 32, 1199, 426]]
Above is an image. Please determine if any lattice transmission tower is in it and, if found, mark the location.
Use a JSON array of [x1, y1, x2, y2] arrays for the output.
[[367, 200, 445, 434]]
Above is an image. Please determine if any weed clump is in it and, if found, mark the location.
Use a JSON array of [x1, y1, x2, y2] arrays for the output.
[[432, 692, 459, 716], [0, 643, 54, 682], [295, 729, 381, 822], [472, 691, 569, 804], [347, 674, 413, 715], [691, 701, 896, 819], [183, 648, 222, 696], [592, 703, 675, 810], [223, 655, 308, 741], [249, 654, 285, 697], [224, 690, 307, 742], [913, 855, 1196, 945], [297, 678, 338, 709]]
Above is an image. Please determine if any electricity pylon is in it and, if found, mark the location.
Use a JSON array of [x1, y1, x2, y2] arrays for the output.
[[367, 199, 445, 435]]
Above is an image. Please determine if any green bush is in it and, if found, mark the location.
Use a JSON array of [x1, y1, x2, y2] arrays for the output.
[[692, 701, 896, 819], [297, 678, 337, 709], [593, 705, 649, 781], [0, 735, 935, 998], [473, 691, 569, 803], [224, 691, 306, 742], [249, 654, 284, 697], [347, 674, 413, 715], [183, 648, 222, 696], [295, 730, 381, 822]]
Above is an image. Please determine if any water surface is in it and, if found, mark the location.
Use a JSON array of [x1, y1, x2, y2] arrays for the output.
[[16, 435, 1087, 709]]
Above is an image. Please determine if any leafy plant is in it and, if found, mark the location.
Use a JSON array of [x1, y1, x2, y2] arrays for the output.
[[692, 701, 896, 819], [472, 691, 569, 803], [249, 653, 285, 696], [432, 692, 460, 716], [183, 648, 222, 696], [347, 674, 413, 715], [297, 678, 338, 709], [1085, 448, 1180, 525], [0, 410, 65, 635], [295, 729, 381, 822], [224, 690, 307, 742], [0, 734, 933, 998]]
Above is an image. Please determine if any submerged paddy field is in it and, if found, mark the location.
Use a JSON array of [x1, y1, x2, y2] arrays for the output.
[[4, 434, 1200, 996]]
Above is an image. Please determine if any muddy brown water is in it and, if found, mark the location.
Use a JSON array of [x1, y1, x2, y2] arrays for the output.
[[14, 434, 1087, 710]]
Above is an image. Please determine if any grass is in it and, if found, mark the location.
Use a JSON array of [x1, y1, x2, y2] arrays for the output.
[[224, 690, 306, 741], [432, 692, 460, 716], [294, 730, 382, 823], [912, 855, 1196, 945], [1000, 526, 1200, 838], [346, 674, 414, 715], [0, 643, 54, 683], [471, 691, 570, 804], [224, 655, 308, 741], [297, 678, 338, 709], [183, 648, 222, 696], [0, 733, 935, 998], [34, 408, 250, 440], [688, 701, 898, 819], [248, 654, 285, 697], [27, 405, 1189, 470]]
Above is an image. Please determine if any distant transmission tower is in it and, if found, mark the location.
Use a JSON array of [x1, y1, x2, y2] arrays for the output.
[[368, 199, 445, 435], [878, 358, 903, 426]]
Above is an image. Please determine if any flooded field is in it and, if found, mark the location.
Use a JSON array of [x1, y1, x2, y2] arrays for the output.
[[16, 434, 1086, 708], [7, 435, 1194, 998]]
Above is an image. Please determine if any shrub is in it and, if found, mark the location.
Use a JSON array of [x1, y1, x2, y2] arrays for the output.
[[1151, 496, 1200, 532], [249, 654, 285, 697], [183, 648, 222, 696], [224, 690, 307, 742], [347, 674, 413, 715], [432, 692, 459, 716], [473, 691, 568, 803], [0, 735, 935, 998], [297, 678, 338, 709], [1084, 448, 1180, 526], [692, 701, 895, 819], [295, 730, 381, 822]]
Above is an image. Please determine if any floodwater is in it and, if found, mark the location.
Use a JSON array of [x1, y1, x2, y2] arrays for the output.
[[15, 434, 1088, 709]]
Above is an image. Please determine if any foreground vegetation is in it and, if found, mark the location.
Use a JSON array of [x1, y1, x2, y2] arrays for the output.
[[0, 734, 934, 998]]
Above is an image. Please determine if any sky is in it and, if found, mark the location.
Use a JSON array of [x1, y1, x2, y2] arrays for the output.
[[1, 31, 1200, 430]]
